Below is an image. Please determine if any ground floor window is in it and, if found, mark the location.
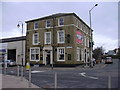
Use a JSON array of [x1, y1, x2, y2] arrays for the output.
[[81, 49, 84, 61], [57, 47, 65, 61], [68, 54, 71, 60], [77, 47, 80, 61], [30, 47, 40, 61], [80, 50, 82, 61]]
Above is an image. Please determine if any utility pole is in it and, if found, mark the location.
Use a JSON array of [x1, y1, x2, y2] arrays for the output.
[[89, 4, 98, 67], [17, 21, 24, 80]]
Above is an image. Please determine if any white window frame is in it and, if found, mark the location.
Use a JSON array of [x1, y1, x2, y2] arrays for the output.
[[46, 20, 51, 28], [57, 47, 65, 61], [33, 33, 39, 45], [57, 30, 65, 43], [87, 37, 89, 47], [80, 23, 83, 31], [58, 17, 64, 26], [44, 32, 51, 44], [34, 22, 39, 30], [77, 47, 80, 61], [30, 47, 40, 61], [81, 49, 84, 61]]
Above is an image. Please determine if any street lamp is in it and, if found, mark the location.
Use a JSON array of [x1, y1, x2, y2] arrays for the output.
[[89, 4, 98, 28], [17, 21, 24, 80], [89, 4, 98, 67]]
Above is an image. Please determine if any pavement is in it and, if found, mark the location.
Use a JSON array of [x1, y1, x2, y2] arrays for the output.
[[75, 61, 107, 70], [92, 62, 107, 69], [1, 74, 40, 88]]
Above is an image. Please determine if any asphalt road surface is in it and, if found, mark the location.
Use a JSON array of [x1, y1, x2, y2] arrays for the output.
[[4, 59, 120, 89]]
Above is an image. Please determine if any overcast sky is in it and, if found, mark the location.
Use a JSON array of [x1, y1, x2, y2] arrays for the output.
[[1, 1, 119, 52]]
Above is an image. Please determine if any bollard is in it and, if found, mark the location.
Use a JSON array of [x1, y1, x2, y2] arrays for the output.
[[28, 68, 31, 87], [26, 62, 30, 71], [54, 72, 57, 88], [4, 61, 7, 75], [21, 66, 23, 81], [4, 66, 6, 75], [108, 75, 111, 89], [17, 65, 20, 77]]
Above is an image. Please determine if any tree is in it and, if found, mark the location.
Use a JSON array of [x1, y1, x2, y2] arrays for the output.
[[93, 47, 105, 60], [117, 47, 120, 59]]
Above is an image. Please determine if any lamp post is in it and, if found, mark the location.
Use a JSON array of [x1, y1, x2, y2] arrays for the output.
[[89, 4, 98, 67], [17, 21, 24, 80]]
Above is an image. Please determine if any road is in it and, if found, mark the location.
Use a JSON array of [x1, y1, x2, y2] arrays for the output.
[[4, 59, 120, 88]]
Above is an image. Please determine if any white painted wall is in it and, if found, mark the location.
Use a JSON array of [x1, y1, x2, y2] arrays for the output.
[[7, 40, 25, 65], [1, 40, 26, 65]]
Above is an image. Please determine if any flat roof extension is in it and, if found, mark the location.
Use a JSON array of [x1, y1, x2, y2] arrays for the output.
[[0, 36, 26, 43]]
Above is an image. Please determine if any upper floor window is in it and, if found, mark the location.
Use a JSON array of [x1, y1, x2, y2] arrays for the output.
[[46, 20, 51, 28], [80, 24, 83, 30], [66, 34, 71, 43], [33, 33, 39, 45], [57, 30, 65, 43], [84, 36, 86, 47], [44, 32, 51, 44], [87, 37, 89, 47], [58, 18, 64, 26], [34, 22, 39, 30]]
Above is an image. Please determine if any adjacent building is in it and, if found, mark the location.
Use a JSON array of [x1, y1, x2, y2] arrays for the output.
[[0, 36, 26, 65], [25, 13, 93, 66], [107, 50, 116, 56]]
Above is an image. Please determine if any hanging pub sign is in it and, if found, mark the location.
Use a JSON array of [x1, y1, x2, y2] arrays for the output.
[[76, 31, 83, 44]]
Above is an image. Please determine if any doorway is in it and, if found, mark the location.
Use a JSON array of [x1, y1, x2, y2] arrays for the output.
[[43, 46, 53, 65], [46, 51, 51, 65], [44, 50, 52, 65], [7, 49, 16, 61]]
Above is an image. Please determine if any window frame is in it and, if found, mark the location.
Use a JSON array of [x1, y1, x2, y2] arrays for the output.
[[84, 36, 86, 46], [30, 47, 40, 61], [57, 47, 65, 61], [58, 17, 64, 26], [77, 47, 80, 61], [44, 32, 51, 44], [57, 30, 65, 44], [33, 33, 39, 45], [46, 20, 51, 28], [34, 22, 39, 30]]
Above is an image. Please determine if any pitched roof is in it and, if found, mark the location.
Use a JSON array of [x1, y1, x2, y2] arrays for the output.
[[25, 13, 91, 29], [25, 13, 74, 23]]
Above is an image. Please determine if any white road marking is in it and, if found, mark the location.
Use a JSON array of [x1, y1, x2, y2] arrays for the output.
[[79, 72, 99, 80], [79, 72, 86, 77], [89, 76, 98, 79], [108, 75, 111, 88], [31, 70, 45, 73]]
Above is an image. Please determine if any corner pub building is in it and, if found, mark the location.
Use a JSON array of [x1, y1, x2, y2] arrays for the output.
[[25, 13, 93, 67]]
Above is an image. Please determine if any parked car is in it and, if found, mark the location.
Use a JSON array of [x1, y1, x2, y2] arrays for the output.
[[2, 59, 16, 67], [105, 57, 113, 64], [8, 60, 16, 66]]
